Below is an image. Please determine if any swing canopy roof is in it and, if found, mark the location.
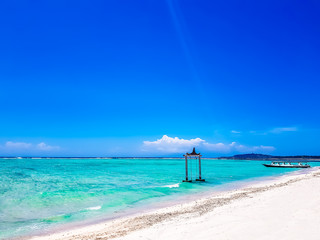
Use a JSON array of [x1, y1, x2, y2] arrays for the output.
[[184, 147, 201, 156]]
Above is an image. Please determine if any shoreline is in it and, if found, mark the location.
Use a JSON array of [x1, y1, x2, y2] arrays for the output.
[[28, 167, 320, 240]]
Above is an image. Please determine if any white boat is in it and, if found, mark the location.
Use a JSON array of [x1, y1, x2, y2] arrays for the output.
[[263, 161, 310, 168]]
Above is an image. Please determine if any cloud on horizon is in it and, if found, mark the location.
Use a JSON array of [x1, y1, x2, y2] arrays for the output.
[[36, 142, 60, 151], [143, 135, 205, 153], [142, 135, 275, 154], [5, 141, 32, 149], [0, 141, 60, 155]]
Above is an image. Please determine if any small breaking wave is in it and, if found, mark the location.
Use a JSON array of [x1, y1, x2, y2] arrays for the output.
[[86, 206, 102, 211], [162, 183, 180, 188]]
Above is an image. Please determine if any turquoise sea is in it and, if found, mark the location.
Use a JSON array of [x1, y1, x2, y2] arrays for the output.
[[1, 158, 319, 239]]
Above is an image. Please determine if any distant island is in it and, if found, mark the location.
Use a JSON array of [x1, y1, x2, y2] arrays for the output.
[[217, 153, 320, 161]]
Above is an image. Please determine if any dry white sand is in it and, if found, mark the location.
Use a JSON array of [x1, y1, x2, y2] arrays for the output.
[[30, 168, 320, 240]]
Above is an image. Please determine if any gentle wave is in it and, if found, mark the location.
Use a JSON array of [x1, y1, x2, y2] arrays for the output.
[[162, 183, 180, 188], [86, 206, 102, 211]]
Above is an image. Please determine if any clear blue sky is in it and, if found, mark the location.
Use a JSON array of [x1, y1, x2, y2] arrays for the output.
[[0, 0, 319, 156]]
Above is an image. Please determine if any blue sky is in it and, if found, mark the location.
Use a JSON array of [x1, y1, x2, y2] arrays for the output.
[[0, 0, 319, 156]]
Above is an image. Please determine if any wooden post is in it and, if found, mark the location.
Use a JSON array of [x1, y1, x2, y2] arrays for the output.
[[183, 154, 192, 182], [185, 155, 188, 181], [198, 155, 201, 180], [196, 155, 205, 181]]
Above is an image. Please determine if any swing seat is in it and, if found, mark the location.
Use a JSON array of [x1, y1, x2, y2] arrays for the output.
[[182, 179, 193, 182], [196, 178, 205, 182]]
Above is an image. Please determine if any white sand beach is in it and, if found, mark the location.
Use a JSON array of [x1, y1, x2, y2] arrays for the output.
[[30, 168, 320, 240]]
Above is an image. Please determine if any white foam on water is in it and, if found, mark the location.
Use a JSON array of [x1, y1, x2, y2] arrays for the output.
[[86, 206, 102, 211], [163, 183, 180, 188]]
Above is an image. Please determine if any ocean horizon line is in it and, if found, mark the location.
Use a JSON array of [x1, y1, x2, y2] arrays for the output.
[[1, 155, 320, 161]]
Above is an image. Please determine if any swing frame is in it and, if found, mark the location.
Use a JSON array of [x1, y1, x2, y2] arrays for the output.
[[182, 148, 205, 182]]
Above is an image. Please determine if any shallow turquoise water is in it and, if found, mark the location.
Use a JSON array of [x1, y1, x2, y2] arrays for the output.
[[0, 158, 319, 239]]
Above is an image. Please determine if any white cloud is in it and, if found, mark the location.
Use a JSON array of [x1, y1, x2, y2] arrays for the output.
[[0, 141, 60, 154], [203, 142, 234, 152], [231, 130, 241, 134], [203, 141, 275, 153], [36, 142, 60, 151], [143, 135, 205, 153], [5, 141, 32, 149], [249, 127, 298, 135], [142, 135, 275, 154], [269, 127, 297, 134]]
